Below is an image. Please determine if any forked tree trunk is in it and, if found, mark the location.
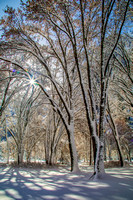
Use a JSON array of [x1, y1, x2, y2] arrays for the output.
[[45, 139, 56, 166], [91, 107, 105, 179], [48, 145, 56, 166], [92, 135, 105, 179], [45, 135, 56, 166]]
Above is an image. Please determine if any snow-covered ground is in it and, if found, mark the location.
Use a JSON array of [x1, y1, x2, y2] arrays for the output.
[[0, 165, 133, 200]]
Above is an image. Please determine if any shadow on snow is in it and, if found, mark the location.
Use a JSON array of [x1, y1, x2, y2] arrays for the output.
[[0, 165, 133, 200]]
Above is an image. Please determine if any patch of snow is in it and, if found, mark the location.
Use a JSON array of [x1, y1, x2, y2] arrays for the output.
[[5, 189, 22, 199], [0, 166, 132, 200]]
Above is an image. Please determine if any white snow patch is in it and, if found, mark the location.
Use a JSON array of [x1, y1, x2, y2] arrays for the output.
[[41, 195, 58, 199], [5, 189, 22, 199], [0, 178, 9, 183], [0, 166, 132, 200], [24, 182, 41, 190], [64, 194, 88, 200], [42, 185, 57, 191], [10, 177, 16, 183]]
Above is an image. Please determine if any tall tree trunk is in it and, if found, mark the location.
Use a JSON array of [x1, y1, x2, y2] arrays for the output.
[[93, 136, 105, 179], [17, 143, 23, 165], [6, 129, 9, 164], [97, 140, 105, 176], [89, 136, 92, 165], [109, 147, 112, 161], [67, 121, 79, 172], [85, 135, 89, 163], [50, 148, 56, 165], [107, 100, 125, 167], [104, 137, 107, 161], [112, 130, 125, 167]]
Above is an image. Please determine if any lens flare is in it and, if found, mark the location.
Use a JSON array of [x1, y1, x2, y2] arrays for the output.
[[30, 78, 35, 85]]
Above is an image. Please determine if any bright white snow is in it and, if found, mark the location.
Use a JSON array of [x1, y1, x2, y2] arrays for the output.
[[0, 165, 132, 200]]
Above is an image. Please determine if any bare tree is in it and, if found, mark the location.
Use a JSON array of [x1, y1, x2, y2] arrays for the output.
[[0, 69, 24, 116], [106, 99, 125, 166], [113, 38, 133, 110], [4, 86, 41, 165], [0, 0, 130, 177], [0, 8, 80, 172]]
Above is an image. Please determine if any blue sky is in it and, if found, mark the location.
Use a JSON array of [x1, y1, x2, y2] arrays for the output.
[[0, 0, 132, 36], [0, 0, 20, 18]]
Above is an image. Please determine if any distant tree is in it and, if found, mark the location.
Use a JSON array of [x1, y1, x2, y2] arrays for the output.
[[0, 67, 23, 117], [107, 35, 133, 164], [3, 86, 41, 165], [106, 99, 125, 167], [113, 38, 133, 110], [24, 109, 46, 163]]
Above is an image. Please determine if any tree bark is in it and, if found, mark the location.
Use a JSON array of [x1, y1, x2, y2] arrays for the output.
[[6, 129, 9, 164], [107, 100, 125, 167], [93, 137, 105, 179], [67, 120, 79, 172], [17, 143, 23, 165], [112, 130, 125, 167], [89, 136, 92, 165]]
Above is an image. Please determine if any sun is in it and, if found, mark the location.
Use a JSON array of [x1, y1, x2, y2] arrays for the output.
[[29, 78, 35, 85], [26, 73, 38, 86]]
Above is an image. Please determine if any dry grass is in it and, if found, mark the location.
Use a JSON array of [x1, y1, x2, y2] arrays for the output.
[[104, 160, 130, 168]]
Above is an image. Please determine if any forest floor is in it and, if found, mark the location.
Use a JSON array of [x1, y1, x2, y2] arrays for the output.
[[0, 163, 133, 200]]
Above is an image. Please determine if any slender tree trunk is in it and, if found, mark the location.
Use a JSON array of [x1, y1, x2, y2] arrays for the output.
[[17, 152, 23, 165], [112, 130, 125, 167], [50, 149, 55, 165], [89, 136, 92, 165], [68, 133, 79, 172], [109, 147, 112, 161], [106, 139, 112, 161], [17, 143, 23, 165], [26, 152, 31, 163], [104, 137, 107, 161], [67, 120, 79, 172], [5, 116, 9, 164], [85, 135, 89, 163], [45, 127, 50, 165], [17, 152, 20, 165], [107, 100, 125, 167], [6, 129, 9, 164], [48, 144, 56, 166]]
